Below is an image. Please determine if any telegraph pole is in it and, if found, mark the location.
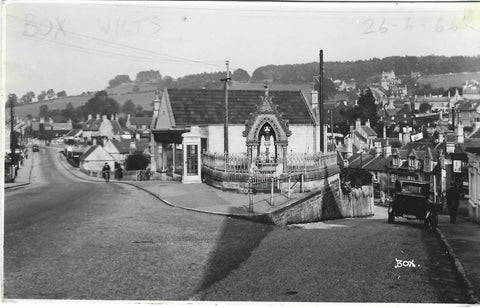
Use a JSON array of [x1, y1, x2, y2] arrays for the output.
[[319, 50, 325, 153], [221, 60, 231, 155], [8, 94, 16, 167]]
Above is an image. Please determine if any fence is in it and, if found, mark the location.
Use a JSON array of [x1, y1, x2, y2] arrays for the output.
[[202, 151, 337, 174]]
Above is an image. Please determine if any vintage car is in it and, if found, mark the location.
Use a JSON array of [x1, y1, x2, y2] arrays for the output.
[[388, 180, 442, 229]]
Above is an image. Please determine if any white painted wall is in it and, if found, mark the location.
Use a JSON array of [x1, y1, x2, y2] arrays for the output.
[[207, 125, 246, 154], [288, 125, 316, 154], [205, 124, 317, 154]]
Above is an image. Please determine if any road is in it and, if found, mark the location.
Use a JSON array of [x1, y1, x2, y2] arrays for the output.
[[3, 146, 468, 302]]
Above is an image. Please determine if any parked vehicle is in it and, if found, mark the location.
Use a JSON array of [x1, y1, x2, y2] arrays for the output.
[[388, 180, 442, 230], [32, 144, 39, 152]]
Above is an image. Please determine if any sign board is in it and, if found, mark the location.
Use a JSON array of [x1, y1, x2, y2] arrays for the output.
[[453, 160, 462, 173]]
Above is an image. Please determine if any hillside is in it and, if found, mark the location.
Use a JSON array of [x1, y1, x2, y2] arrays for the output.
[[106, 82, 157, 95], [417, 71, 480, 89], [13, 91, 158, 119], [251, 55, 480, 85]]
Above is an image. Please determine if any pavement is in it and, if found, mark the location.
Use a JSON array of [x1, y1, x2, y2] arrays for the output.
[[3, 147, 34, 190], [6, 144, 480, 303]]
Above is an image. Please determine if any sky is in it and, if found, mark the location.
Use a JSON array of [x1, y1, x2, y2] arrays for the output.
[[3, 1, 480, 98]]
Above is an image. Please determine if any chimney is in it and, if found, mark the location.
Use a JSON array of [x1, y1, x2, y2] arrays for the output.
[[438, 132, 444, 143], [130, 140, 136, 153], [366, 119, 371, 128], [92, 138, 97, 145], [49, 117, 53, 125], [102, 115, 107, 120], [457, 124, 464, 143], [375, 145, 382, 156], [399, 132, 403, 145], [116, 113, 119, 121], [383, 143, 392, 156], [383, 125, 387, 138], [88, 114, 92, 120], [346, 137, 353, 158], [136, 133, 140, 140], [355, 118, 361, 130], [40, 117, 45, 124], [96, 114, 100, 120]]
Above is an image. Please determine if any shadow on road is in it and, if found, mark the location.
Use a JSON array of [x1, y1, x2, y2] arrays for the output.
[[194, 210, 274, 297]]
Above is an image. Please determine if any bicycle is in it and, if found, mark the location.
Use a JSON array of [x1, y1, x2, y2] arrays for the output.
[[102, 171, 110, 183]]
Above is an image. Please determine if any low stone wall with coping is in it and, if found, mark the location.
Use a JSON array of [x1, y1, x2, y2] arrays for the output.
[[265, 182, 374, 226]]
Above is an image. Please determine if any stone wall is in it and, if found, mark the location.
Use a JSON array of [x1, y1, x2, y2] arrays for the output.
[[266, 181, 374, 226]]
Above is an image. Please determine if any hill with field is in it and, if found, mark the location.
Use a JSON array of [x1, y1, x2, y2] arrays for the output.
[[416, 71, 480, 89]]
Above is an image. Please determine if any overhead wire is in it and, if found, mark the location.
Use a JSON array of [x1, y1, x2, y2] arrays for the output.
[[6, 14, 226, 69]]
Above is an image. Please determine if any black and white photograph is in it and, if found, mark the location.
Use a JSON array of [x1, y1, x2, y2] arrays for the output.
[[2, 1, 480, 306]]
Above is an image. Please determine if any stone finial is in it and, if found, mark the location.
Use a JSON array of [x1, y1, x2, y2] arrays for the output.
[[264, 85, 269, 97]]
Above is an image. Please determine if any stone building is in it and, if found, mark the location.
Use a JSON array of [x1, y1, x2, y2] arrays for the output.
[[149, 88, 338, 187]]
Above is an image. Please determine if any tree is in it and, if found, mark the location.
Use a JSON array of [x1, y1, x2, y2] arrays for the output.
[[61, 102, 76, 120], [444, 87, 463, 97], [26, 114, 33, 120], [46, 89, 56, 99], [125, 153, 150, 171], [108, 75, 131, 88], [57, 90, 67, 97], [232, 68, 250, 82], [38, 104, 50, 118], [37, 91, 46, 102], [132, 85, 140, 93], [419, 102, 432, 113], [83, 90, 120, 117], [356, 88, 378, 129], [136, 70, 161, 83], [20, 94, 31, 105], [135, 105, 144, 116], [121, 99, 136, 115]]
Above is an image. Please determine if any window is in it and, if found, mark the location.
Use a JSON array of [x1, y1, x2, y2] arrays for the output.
[[186, 145, 198, 176]]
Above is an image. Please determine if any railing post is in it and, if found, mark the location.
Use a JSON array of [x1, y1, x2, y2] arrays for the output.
[[248, 177, 254, 213], [270, 177, 274, 206], [288, 174, 291, 198], [301, 173, 304, 193]]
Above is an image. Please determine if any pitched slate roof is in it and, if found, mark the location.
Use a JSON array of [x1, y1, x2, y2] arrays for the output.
[[347, 153, 375, 168], [362, 155, 393, 171], [65, 129, 82, 137], [82, 118, 98, 131], [470, 129, 480, 139], [110, 139, 149, 153], [166, 89, 313, 126], [354, 131, 367, 142], [79, 145, 99, 160], [360, 126, 377, 137]]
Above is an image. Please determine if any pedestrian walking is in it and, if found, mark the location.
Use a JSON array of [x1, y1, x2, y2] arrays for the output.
[[446, 183, 460, 223], [114, 162, 123, 180]]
